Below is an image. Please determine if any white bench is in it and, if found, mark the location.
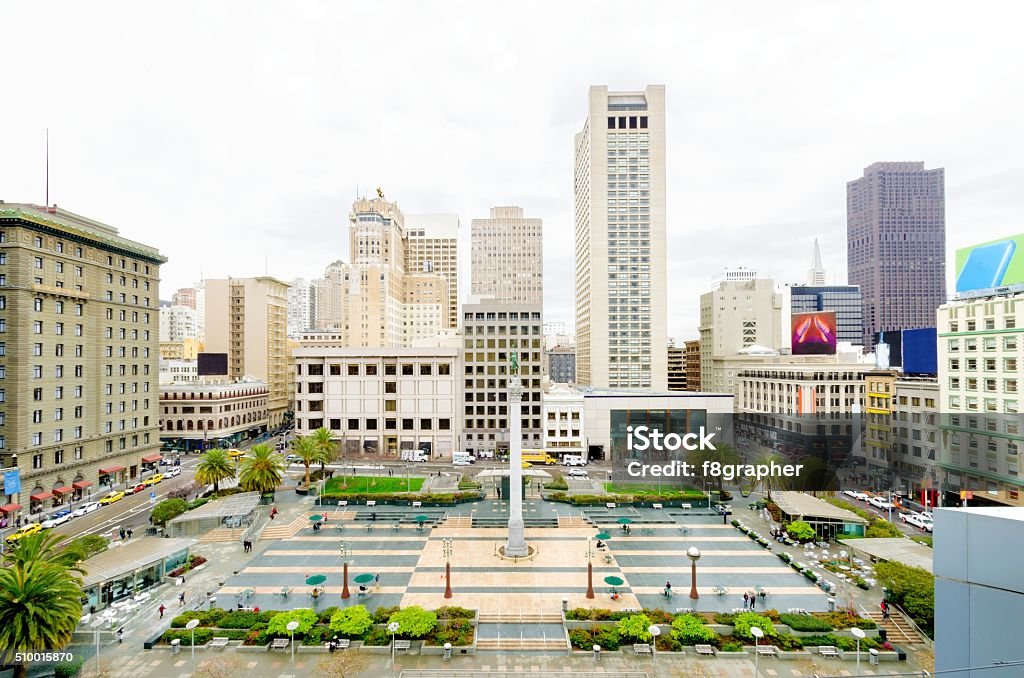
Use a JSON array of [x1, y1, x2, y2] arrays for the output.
[[680, 503, 692, 510], [675, 608, 694, 615], [412, 501, 422, 508], [694, 644, 716, 656], [325, 638, 351, 650], [393, 639, 411, 652], [633, 643, 652, 655], [606, 503, 616, 509], [209, 637, 230, 649], [652, 503, 663, 509], [756, 645, 777, 657], [270, 638, 290, 650], [366, 500, 376, 507], [818, 646, 840, 658]]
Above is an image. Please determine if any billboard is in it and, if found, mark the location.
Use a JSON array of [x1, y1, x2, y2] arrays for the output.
[[874, 330, 903, 369], [902, 328, 938, 374], [791, 311, 837, 355], [197, 352, 229, 376], [955, 233, 1024, 295]]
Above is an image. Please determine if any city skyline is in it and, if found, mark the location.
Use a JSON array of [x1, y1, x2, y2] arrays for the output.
[[3, 3, 1023, 340]]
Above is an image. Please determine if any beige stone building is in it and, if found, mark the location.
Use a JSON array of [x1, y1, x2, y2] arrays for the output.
[[204, 276, 290, 428], [160, 338, 203, 361], [159, 379, 270, 451], [405, 214, 459, 329], [574, 85, 668, 390], [471, 206, 542, 306], [0, 204, 165, 521], [684, 339, 701, 391]]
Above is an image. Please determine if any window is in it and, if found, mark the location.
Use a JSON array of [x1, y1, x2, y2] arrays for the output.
[[347, 364, 359, 376], [34, 299, 43, 313], [365, 364, 377, 376], [402, 364, 414, 376], [402, 418, 414, 430], [420, 364, 432, 376]]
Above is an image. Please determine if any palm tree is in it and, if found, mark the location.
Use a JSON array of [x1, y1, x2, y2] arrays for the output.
[[238, 444, 286, 495], [0, 557, 84, 677], [3, 531, 86, 574], [292, 436, 322, 487], [310, 427, 337, 474], [688, 442, 742, 498], [195, 448, 236, 494], [743, 452, 793, 500]]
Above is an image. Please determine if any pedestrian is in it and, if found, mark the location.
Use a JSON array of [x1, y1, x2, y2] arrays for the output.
[[117, 627, 124, 643], [497, 486, 502, 499], [374, 573, 381, 589], [119, 527, 126, 540], [743, 591, 750, 607], [881, 600, 890, 620], [750, 594, 756, 610], [127, 528, 133, 539], [159, 604, 166, 619], [178, 591, 185, 607]]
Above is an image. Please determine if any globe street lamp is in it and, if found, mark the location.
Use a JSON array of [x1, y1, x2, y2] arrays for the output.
[[185, 618, 200, 676], [287, 620, 300, 668], [751, 626, 764, 676], [585, 537, 595, 599], [442, 537, 454, 599], [851, 626, 866, 675], [339, 542, 350, 599], [687, 547, 701, 600], [388, 621, 401, 666], [648, 624, 660, 667]]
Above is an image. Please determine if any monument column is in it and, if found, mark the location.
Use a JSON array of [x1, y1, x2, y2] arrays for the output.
[[505, 353, 528, 556]]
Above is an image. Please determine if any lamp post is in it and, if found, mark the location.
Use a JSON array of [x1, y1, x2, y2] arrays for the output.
[[751, 626, 764, 676], [851, 626, 866, 675], [585, 537, 595, 599], [648, 624, 660, 667], [339, 542, 349, 599], [287, 620, 300, 668], [388, 621, 400, 666], [185, 618, 199, 676], [687, 546, 701, 600], [90, 617, 105, 676], [442, 537, 454, 599]]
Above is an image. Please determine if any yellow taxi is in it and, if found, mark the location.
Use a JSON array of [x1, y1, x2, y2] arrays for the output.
[[521, 461, 533, 469], [5, 523, 43, 544], [143, 474, 164, 486], [99, 491, 125, 505], [227, 449, 246, 460]]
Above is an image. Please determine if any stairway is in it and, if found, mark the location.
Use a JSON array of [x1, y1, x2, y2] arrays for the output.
[[865, 611, 926, 644], [259, 515, 307, 540], [444, 515, 472, 528], [557, 516, 592, 528], [478, 613, 563, 624], [198, 527, 243, 543], [475, 638, 567, 651], [472, 516, 559, 528]]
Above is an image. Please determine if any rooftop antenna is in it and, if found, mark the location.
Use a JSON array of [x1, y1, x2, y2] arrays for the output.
[[264, 253, 268, 276], [45, 128, 49, 206]]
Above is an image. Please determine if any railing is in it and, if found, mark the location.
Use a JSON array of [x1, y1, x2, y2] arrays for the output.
[[240, 506, 269, 544], [892, 602, 934, 648]]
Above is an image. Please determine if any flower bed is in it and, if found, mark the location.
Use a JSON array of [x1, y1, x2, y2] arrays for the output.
[[167, 554, 207, 579]]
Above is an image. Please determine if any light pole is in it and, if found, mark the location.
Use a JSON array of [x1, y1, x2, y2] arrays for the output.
[[287, 620, 300, 668], [388, 621, 400, 666], [648, 624, 660, 667], [185, 618, 199, 676], [687, 546, 701, 600], [751, 626, 764, 676], [585, 537, 595, 599], [90, 617, 105, 676], [851, 626, 866, 675], [339, 542, 350, 599], [442, 537, 454, 599]]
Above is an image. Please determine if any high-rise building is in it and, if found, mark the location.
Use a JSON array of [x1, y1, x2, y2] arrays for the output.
[[574, 85, 667, 390], [204, 276, 291, 428], [405, 214, 460, 329], [699, 277, 784, 393], [286, 277, 316, 338], [461, 302, 543, 457], [546, 346, 576, 384], [471, 206, 543, 306], [172, 286, 196, 309], [159, 305, 198, 343], [313, 261, 346, 331], [847, 162, 946, 349], [789, 285, 864, 345], [667, 342, 686, 391], [807, 238, 826, 286], [683, 339, 701, 392], [0, 204, 165, 523]]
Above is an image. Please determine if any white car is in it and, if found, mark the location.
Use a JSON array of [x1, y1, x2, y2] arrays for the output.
[[904, 513, 933, 532], [452, 459, 473, 466], [41, 512, 72, 529], [568, 468, 589, 478], [71, 502, 101, 518], [167, 467, 181, 478], [868, 496, 894, 510], [843, 490, 869, 501]]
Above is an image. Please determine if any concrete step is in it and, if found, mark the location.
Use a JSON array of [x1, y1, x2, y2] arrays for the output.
[[478, 614, 563, 624], [198, 527, 243, 543], [475, 638, 566, 651], [864, 611, 925, 644], [557, 516, 592, 528]]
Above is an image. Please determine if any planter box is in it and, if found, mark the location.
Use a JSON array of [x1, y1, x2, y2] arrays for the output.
[[421, 644, 476, 656], [777, 650, 813, 659], [360, 645, 395, 654], [236, 644, 271, 653], [297, 645, 328, 654], [717, 650, 749, 657]]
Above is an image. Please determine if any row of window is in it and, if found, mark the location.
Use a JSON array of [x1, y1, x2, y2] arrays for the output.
[[299, 362, 452, 377], [948, 336, 1018, 351], [949, 358, 1019, 372]]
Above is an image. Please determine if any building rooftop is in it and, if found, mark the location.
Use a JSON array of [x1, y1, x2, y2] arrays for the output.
[[773, 492, 868, 524], [81, 537, 196, 588], [837, 537, 933, 573], [160, 379, 268, 394], [167, 492, 262, 525]]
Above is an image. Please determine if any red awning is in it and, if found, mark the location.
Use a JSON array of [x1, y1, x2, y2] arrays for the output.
[[72, 480, 93, 489], [30, 491, 54, 502], [53, 486, 74, 495], [98, 465, 125, 474], [0, 504, 23, 514], [141, 454, 162, 463]]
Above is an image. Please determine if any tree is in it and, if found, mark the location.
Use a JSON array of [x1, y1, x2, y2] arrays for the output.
[[616, 613, 653, 642], [4, 531, 86, 573], [785, 520, 817, 543], [266, 608, 318, 637], [151, 498, 189, 526], [292, 436, 324, 488], [875, 561, 934, 634], [387, 606, 437, 639], [0, 560, 83, 678], [329, 605, 373, 637], [195, 449, 235, 494], [63, 534, 109, 560], [732, 612, 776, 641], [238, 444, 286, 494], [310, 427, 337, 473], [670, 614, 717, 645]]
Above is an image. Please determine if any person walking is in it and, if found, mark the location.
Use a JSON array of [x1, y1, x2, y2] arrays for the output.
[[750, 593, 756, 610], [126, 528, 133, 539], [117, 627, 124, 643], [881, 600, 890, 620], [743, 591, 750, 607], [158, 604, 166, 619], [178, 591, 185, 607], [119, 527, 126, 540], [374, 573, 381, 590]]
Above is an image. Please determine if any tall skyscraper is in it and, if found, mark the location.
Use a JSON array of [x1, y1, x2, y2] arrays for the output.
[[405, 214, 460, 329], [574, 85, 667, 390], [286, 277, 316, 338], [789, 284, 864, 345], [471, 206, 543, 306], [807, 238, 826, 285], [847, 162, 946, 349], [0, 204, 165, 522], [204, 276, 291, 427]]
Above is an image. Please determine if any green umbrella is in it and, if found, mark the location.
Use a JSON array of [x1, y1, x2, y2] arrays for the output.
[[353, 573, 375, 584], [305, 574, 327, 586], [309, 515, 323, 523], [616, 517, 633, 524], [595, 533, 611, 540], [603, 576, 625, 586], [413, 515, 430, 523]]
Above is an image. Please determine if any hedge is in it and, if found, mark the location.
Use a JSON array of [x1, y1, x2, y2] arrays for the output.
[[161, 629, 214, 646], [217, 611, 261, 629], [778, 613, 833, 632], [319, 491, 482, 504]]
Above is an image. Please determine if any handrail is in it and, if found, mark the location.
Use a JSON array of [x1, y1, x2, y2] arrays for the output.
[[891, 602, 934, 648]]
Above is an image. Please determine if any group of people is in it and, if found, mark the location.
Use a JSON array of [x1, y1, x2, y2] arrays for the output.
[[769, 527, 790, 543], [742, 590, 766, 609], [620, 523, 632, 535], [242, 539, 253, 552], [119, 527, 133, 540]]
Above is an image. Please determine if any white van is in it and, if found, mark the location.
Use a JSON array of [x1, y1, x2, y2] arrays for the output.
[[452, 451, 475, 465], [563, 455, 588, 467], [401, 450, 429, 462]]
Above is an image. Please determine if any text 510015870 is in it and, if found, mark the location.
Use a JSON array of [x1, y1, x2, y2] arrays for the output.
[[14, 652, 75, 663]]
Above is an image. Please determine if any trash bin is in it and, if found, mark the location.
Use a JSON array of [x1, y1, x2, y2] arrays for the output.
[[562, 599, 568, 612], [444, 642, 452, 660], [593, 644, 601, 660], [827, 597, 835, 611], [869, 648, 879, 665], [170, 639, 181, 655]]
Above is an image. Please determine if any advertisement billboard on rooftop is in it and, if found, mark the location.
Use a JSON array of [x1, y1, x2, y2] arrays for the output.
[[791, 311, 837, 355], [955, 233, 1024, 296]]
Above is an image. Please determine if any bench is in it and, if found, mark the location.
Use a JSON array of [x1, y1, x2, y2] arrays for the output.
[[756, 645, 778, 657], [393, 639, 411, 652], [680, 503, 692, 510], [818, 646, 840, 658], [325, 638, 351, 650], [675, 608, 694, 615], [621, 607, 639, 613], [209, 637, 230, 649], [652, 503, 663, 509], [366, 500, 376, 507], [605, 503, 616, 509], [633, 643, 652, 655], [411, 501, 422, 508], [270, 638, 290, 650], [694, 644, 716, 656]]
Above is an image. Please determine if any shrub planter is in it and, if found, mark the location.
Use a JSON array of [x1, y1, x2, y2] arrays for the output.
[[235, 643, 271, 653], [777, 650, 813, 659], [718, 650, 749, 657]]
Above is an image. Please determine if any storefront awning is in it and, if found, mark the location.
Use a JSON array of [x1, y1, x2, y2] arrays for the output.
[[0, 504, 22, 514], [98, 465, 125, 474], [53, 486, 75, 495], [30, 491, 54, 502], [141, 454, 162, 463], [72, 480, 93, 489]]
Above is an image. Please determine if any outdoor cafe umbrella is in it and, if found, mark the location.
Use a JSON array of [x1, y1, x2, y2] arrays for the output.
[[413, 515, 430, 526], [309, 515, 323, 523], [353, 573, 375, 584], [616, 517, 632, 524], [595, 533, 611, 541], [603, 575, 625, 594], [305, 575, 327, 586]]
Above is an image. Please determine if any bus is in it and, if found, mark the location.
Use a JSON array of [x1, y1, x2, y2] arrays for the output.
[[521, 450, 557, 466]]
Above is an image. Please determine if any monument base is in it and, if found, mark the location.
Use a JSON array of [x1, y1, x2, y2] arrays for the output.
[[497, 544, 537, 561]]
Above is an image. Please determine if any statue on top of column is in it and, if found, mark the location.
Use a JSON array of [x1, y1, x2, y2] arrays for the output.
[[510, 351, 519, 377]]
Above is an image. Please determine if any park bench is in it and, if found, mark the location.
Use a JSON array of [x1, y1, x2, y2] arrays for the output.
[[694, 644, 716, 656], [605, 503, 616, 509], [633, 644, 652, 655], [393, 640, 411, 652], [675, 607, 694, 615], [411, 501, 422, 508], [756, 645, 777, 657], [818, 646, 839, 658], [270, 638, 290, 650], [325, 638, 351, 650], [622, 607, 639, 613], [680, 503, 692, 510], [652, 503, 663, 509], [209, 637, 230, 649], [366, 500, 377, 507]]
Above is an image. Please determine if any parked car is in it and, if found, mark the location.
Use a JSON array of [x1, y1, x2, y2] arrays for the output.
[[452, 458, 473, 466], [284, 454, 300, 464], [843, 490, 869, 501], [130, 483, 147, 495], [143, 473, 164, 486], [905, 513, 933, 531], [868, 496, 894, 510], [41, 510, 73, 529], [72, 502, 101, 517], [567, 467, 588, 478], [5, 523, 42, 544], [167, 467, 181, 478], [99, 491, 125, 505]]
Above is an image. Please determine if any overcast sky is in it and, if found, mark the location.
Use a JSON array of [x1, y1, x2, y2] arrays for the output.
[[4, 1, 1023, 340]]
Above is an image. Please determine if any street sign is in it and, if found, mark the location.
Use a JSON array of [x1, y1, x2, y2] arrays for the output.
[[150, 491, 157, 504], [960, 490, 974, 500]]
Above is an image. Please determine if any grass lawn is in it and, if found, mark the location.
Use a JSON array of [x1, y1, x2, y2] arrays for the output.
[[324, 476, 425, 494], [604, 482, 706, 498]]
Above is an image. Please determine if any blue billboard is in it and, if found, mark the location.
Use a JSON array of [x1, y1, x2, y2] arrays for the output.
[[902, 328, 938, 374]]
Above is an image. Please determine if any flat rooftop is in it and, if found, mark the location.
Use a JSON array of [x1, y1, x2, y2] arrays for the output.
[[167, 492, 262, 524], [773, 492, 868, 524], [837, 537, 933, 573], [82, 537, 196, 587]]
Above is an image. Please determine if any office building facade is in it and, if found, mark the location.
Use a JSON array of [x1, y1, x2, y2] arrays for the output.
[[667, 343, 685, 391], [546, 345, 576, 384], [405, 214, 460, 329], [471, 206, 543, 306], [684, 339, 701, 392], [789, 285, 864, 346]]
